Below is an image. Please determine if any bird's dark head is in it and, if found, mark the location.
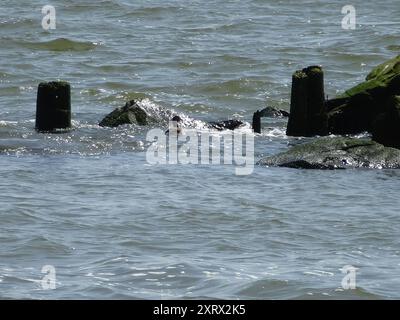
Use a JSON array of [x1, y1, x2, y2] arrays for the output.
[[171, 115, 182, 122]]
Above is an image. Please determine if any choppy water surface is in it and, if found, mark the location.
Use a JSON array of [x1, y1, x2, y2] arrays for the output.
[[1, 0, 400, 299]]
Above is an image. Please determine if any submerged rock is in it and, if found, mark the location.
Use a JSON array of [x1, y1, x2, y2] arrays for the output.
[[257, 137, 400, 169], [257, 106, 290, 118], [99, 100, 156, 127], [208, 119, 245, 131], [327, 55, 400, 135], [252, 106, 290, 133]]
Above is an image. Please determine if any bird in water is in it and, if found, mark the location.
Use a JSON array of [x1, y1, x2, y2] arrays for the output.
[[165, 115, 183, 135]]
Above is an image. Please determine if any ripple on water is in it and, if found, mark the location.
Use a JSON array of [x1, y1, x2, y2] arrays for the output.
[[19, 38, 100, 52]]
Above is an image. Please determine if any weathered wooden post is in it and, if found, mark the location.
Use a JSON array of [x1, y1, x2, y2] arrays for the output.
[[286, 66, 328, 136], [304, 66, 328, 136], [36, 81, 71, 132], [252, 110, 261, 133], [286, 70, 308, 136]]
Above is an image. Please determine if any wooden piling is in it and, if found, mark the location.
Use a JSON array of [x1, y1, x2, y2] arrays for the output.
[[252, 110, 261, 133], [304, 66, 328, 136], [286, 66, 328, 136], [286, 70, 308, 136], [36, 81, 71, 132]]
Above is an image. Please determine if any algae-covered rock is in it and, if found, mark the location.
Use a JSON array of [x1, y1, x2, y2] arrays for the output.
[[366, 55, 400, 82], [99, 99, 156, 127], [258, 137, 400, 169], [338, 55, 400, 100], [327, 55, 400, 135]]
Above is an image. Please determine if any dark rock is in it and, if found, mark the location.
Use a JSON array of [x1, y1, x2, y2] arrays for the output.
[[252, 107, 289, 133], [99, 100, 155, 127], [171, 115, 182, 122], [258, 137, 400, 169], [327, 55, 400, 135], [100, 99, 245, 131], [372, 95, 400, 149], [208, 119, 244, 131], [279, 109, 290, 117], [258, 106, 289, 118]]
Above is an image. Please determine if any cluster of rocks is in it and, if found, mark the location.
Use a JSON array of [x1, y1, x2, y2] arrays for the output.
[[259, 55, 400, 169], [99, 99, 248, 131]]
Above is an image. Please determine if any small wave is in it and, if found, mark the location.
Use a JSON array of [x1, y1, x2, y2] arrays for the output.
[[236, 278, 384, 299], [217, 54, 261, 65], [261, 127, 288, 138], [121, 5, 185, 17], [237, 278, 300, 299], [386, 45, 400, 52], [64, 0, 126, 12], [0, 120, 19, 127], [195, 78, 266, 95], [11, 236, 73, 255], [0, 86, 22, 95], [135, 98, 189, 126], [294, 287, 384, 300], [218, 20, 258, 32], [182, 20, 256, 34], [0, 71, 12, 78], [0, 85, 34, 95], [92, 90, 149, 104], [21, 38, 100, 52], [0, 18, 35, 29]]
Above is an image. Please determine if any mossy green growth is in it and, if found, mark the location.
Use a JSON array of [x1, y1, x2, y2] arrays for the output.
[[39, 81, 70, 90], [338, 55, 400, 99], [304, 66, 323, 76], [366, 55, 400, 81], [293, 70, 307, 80]]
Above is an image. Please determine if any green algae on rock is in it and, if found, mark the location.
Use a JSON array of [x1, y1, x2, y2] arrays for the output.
[[257, 137, 400, 169], [327, 55, 400, 135]]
